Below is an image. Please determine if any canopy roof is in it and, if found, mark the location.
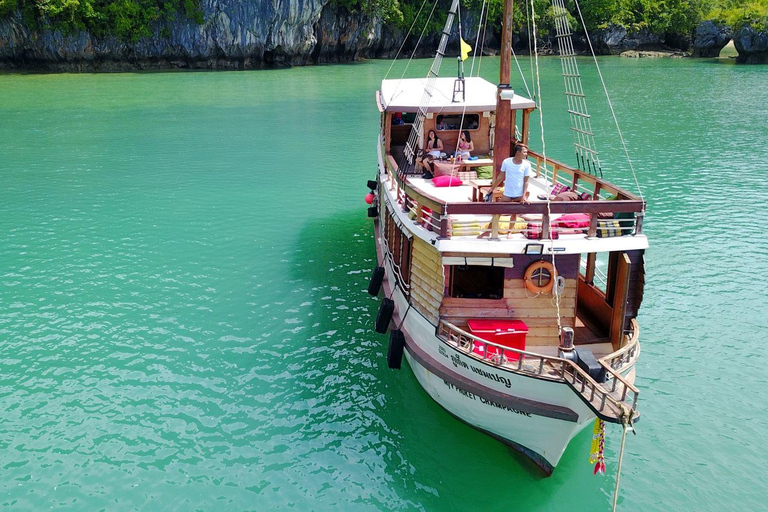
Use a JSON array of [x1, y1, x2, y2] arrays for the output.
[[380, 77, 536, 114]]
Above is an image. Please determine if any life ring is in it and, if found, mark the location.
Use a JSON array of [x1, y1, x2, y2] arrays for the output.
[[524, 260, 557, 294]]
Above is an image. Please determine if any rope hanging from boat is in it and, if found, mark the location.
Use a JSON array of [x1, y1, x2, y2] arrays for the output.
[[528, 0, 563, 337], [402, 0, 462, 173], [383, 0, 432, 81], [572, 0, 645, 207], [611, 409, 633, 512], [467, 0, 489, 78], [550, 0, 603, 177]]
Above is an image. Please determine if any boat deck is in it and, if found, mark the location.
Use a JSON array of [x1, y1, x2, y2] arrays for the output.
[[407, 174, 553, 205]]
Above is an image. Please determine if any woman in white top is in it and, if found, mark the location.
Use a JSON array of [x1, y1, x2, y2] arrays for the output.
[[418, 130, 444, 175]]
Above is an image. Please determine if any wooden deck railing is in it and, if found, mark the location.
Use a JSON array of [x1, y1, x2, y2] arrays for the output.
[[438, 320, 640, 422], [382, 148, 645, 240]]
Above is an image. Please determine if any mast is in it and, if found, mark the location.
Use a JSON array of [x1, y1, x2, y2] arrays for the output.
[[492, 0, 515, 178]]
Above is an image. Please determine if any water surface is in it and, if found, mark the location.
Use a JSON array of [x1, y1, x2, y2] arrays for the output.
[[1, 56, 767, 510]]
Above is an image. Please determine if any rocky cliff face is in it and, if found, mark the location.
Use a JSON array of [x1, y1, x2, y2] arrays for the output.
[[733, 23, 768, 64], [1, 2, 765, 70], [692, 21, 733, 57], [0, 0, 387, 70], [0, 0, 492, 70]]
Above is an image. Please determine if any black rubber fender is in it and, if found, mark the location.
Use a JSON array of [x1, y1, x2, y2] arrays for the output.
[[375, 298, 394, 334], [367, 266, 385, 296], [387, 329, 406, 370], [367, 206, 378, 218]]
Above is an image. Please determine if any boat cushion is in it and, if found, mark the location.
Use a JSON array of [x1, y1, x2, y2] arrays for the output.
[[475, 165, 493, 179], [432, 175, 463, 187], [552, 213, 590, 229]]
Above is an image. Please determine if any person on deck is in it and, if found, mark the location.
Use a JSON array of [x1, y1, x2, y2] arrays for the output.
[[417, 130, 444, 176], [456, 130, 474, 159], [489, 144, 532, 203]]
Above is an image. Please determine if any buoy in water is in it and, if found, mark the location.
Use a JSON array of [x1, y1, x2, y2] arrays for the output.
[[375, 298, 394, 333], [387, 329, 406, 369]]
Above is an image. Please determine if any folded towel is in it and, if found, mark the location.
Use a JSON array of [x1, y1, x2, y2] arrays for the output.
[[468, 156, 479, 161]]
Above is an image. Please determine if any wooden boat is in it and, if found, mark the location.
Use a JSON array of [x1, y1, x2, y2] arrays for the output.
[[367, 0, 646, 475]]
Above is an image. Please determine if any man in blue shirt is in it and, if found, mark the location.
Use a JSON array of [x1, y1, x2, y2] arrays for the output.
[[489, 144, 532, 203]]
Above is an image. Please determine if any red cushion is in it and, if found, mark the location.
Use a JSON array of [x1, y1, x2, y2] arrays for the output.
[[432, 175, 463, 187], [552, 213, 590, 228]]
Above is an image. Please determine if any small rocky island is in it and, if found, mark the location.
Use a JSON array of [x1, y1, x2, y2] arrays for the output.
[[0, 0, 765, 71]]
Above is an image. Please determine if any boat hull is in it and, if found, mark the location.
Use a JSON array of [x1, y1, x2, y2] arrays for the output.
[[373, 217, 597, 473], [389, 284, 596, 474]]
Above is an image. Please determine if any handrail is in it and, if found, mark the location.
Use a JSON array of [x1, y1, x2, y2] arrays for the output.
[[381, 148, 644, 240], [599, 318, 640, 371], [438, 320, 639, 422]]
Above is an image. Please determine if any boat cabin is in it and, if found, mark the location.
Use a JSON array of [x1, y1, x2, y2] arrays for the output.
[[376, 76, 647, 365]]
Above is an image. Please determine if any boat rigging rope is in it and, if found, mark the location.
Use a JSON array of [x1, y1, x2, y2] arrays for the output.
[[524, 0, 536, 99], [611, 409, 632, 512], [572, 0, 645, 207], [384, 0, 432, 82], [528, 0, 563, 336], [511, 48, 533, 98], [467, 0, 489, 78]]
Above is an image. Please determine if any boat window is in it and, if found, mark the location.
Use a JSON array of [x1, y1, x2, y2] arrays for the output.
[[449, 265, 504, 299], [436, 114, 480, 131]]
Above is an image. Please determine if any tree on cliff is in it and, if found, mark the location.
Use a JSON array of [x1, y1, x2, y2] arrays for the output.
[[0, 0, 203, 41]]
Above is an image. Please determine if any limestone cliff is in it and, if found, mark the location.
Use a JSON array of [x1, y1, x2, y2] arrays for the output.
[[0, 0, 393, 70]]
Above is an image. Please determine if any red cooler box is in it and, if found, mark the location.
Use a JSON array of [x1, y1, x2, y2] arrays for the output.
[[467, 319, 528, 356]]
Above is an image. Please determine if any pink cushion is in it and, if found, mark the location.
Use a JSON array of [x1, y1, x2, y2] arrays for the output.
[[432, 175, 463, 187], [552, 213, 590, 228]]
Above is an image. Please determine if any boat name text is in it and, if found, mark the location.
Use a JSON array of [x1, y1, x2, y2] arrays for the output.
[[442, 380, 532, 417], [440, 345, 512, 388]]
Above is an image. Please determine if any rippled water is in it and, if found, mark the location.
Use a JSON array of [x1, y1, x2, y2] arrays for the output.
[[1, 57, 767, 510]]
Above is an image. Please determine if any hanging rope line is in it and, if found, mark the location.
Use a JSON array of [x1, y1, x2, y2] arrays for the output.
[[527, 0, 562, 335], [612, 410, 632, 512], [511, 47, 533, 98], [573, 0, 645, 205], [550, 0, 602, 177], [524, 0, 536, 98], [384, 0, 439, 120], [401, 0, 456, 173], [383, 0, 432, 81], [468, 0, 489, 78]]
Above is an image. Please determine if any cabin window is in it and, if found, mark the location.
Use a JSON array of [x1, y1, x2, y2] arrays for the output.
[[436, 114, 480, 131], [449, 265, 504, 299]]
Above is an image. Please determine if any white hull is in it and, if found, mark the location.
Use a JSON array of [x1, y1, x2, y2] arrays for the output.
[[388, 279, 595, 473]]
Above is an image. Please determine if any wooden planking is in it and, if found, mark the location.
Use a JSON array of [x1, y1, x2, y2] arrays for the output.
[[410, 237, 444, 321], [411, 252, 443, 284]]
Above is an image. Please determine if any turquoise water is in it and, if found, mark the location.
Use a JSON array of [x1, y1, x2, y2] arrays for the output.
[[1, 57, 767, 510]]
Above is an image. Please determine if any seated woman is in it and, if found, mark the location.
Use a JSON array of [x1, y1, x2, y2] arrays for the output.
[[456, 130, 474, 160], [417, 130, 444, 176]]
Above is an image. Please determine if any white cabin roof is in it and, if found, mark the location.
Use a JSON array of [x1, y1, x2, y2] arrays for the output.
[[380, 77, 536, 114]]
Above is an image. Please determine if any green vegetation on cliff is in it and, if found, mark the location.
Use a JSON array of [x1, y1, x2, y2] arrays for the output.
[[707, 0, 768, 29], [2, 0, 766, 44], [0, 0, 203, 41], [332, 0, 767, 39]]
